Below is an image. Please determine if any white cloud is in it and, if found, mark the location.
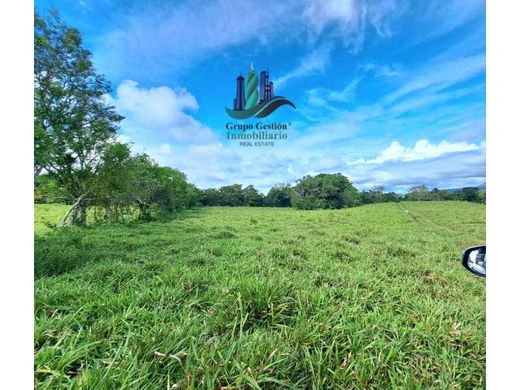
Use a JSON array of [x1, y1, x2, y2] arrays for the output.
[[306, 77, 360, 106], [156, 144, 172, 155], [358, 139, 483, 164], [383, 54, 485, 104], [303, 0, 402, 52], [96, 0, 300, 79], [385, 84, 484, 118], [110, 80, 218, 145], [133, 131, 486, 193], [150, 142, 245, 188], [274, 44, 333, 89], [94, 0, 408, 80], [366, 0, 402, 37], [300, 52, 485, 127], [346, 146, 486, 191], [241, 137, 485, 192], [372, 64, 402, 77], [303, 0, 362, 36], [304, 61, 402, 110], [416, 0, 485, 43]]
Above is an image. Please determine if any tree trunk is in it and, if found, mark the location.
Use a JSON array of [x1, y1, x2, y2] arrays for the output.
[[71, 203, 87, 226], [137, 199, 151, 221], [60, 193, 88, 226], [103, 205, 111, 221], [34, 166, 44, 178]]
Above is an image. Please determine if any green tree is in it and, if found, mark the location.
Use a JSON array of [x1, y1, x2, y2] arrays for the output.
[[152, 167, 195, 211], [218, 184, 245, 206], [478, 190, 486, 204], [404, 185, 431, 201], [429, 188, 454, 201], [381, 191, 400, 203], [291, 173, 359, 210], [242, 185, 265, 207], [34, 174, 68, 204], [360, 185, 386, 204], [199, 188, 221, 206], [91, 143, 134, 221], [34, 10, 123, 225], [369, 185, 385, 203], [265, 184, 292, 207], [459, 187, 480, 203], [93, 145, 199, 221]]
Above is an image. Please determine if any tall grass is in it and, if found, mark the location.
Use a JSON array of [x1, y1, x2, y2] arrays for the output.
[[35, 202, 485, 389]]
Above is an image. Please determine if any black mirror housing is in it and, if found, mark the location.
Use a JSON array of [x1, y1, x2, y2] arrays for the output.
[[462, 245, 486, 277]]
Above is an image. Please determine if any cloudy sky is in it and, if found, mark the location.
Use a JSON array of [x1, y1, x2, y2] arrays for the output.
[[36, 0, 486, 193]]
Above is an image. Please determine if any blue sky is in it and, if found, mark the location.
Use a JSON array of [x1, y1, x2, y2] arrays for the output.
[[36, 0, 486, 192]]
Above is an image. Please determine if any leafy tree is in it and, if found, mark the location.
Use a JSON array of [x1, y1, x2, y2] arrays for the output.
[[459, 187, 480, 203], [218, 184, 245, 206], [92, 144, 199, 221], [478, 190, 486, 204], [152, 167, 195, 211], [291, 173, 359, 210], [404, 185, 431, 201], [265, 184, 292, 207], [381, 191, 400, 203], [34, 174, 69, 204], [92, 143, 147, 221], [360, 185, 386, 204], [199, 184, 268, 207], [369, 185, 385, 203], [242, 185, 265, 207], [429, 188, 454, 201], [199, 188, 221, 206], [34, 10, 123, 225], [184, 184, 201, 209], [360, 191, 372, 205]]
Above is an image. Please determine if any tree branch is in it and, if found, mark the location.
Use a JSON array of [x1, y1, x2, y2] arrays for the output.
[[60, 192, 88, 226]]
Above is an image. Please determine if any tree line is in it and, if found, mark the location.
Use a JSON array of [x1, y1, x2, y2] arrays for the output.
[[37, 168, 485, 211], [34, 11, 484, 227], [195, 180, 485, 208]]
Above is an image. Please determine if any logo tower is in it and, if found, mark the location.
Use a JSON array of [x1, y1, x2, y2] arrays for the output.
[[226, 63, 295, 119]]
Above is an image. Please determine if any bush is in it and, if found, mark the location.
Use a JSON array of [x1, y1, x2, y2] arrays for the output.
[[265, 184, 292, 207], [199, 184, 264, 207], [34, 174, 69, 204], [291, 173, 359, 210]]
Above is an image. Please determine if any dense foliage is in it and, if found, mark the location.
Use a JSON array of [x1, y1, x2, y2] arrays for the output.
[[91, 143, 199, 222], [195, 180, 484, 210], [291, 173, 360, 210], [35, 10, 124, 225], [265, 184, 292, 207], [403, 185, 485, 203], [34, 11, 197, 225], [359, 185, 399, 204], [199, 184, 265, 207], [34, 174, 68, 204], [37, 169, 485, 215]]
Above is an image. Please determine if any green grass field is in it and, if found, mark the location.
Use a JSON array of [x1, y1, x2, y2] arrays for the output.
[[34, 202, 485, 389]]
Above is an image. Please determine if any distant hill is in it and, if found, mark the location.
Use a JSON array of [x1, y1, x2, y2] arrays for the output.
[[446, 184, 486, 193]]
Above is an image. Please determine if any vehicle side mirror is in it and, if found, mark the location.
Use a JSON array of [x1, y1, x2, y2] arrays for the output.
[[461, 245, 486, 277]]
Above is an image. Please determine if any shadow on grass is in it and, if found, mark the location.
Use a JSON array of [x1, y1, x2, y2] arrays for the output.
[[34, 208, 208, 279], [150, 207, 207, 223]]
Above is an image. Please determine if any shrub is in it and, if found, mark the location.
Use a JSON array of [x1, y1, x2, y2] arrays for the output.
[[291, 173, 359, 210]]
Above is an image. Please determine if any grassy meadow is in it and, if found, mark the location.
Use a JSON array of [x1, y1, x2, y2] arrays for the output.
[[34, 202, 486, 389]]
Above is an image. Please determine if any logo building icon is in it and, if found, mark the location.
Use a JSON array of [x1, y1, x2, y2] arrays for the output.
[[226, 63, 295, 119]]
